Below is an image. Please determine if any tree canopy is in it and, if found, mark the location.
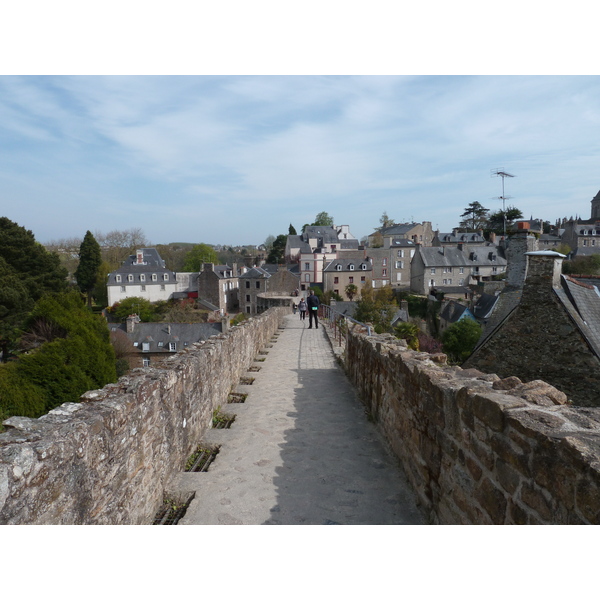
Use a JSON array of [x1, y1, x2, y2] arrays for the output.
[[441, 318, 482, 363], [312, 212, 334, 227], [459, 202, 489, 231], [75, 230, 102, 306], [486, 206, 524, 235], [183, 243, 218, 271], [267, 234, 287, 264], [380, 212, 395, 228], [288, 224, 297, 235]]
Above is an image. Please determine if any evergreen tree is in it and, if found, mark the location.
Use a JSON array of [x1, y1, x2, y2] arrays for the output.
[[459, 202, 489, 231], [267, 234, 287, 264], [75, 230, 102, 306], [288, 224, 297, 235], [442, 318, 482, 363]]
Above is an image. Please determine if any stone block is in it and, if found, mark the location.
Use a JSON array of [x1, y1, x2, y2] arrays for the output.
[[520, 480, 555, 523], [474, 477, 507, 522]]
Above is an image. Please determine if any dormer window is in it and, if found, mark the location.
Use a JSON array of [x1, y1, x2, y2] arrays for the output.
[[349, 264, 355, 271], [140, 274, 146, 282], [128, 274, 133, 282], [336, 264, 342, 271], [163, 274, 169, 281], [361, 264, 367, 270], [116, 275, 121, 283], [152, 274, 157, 281]]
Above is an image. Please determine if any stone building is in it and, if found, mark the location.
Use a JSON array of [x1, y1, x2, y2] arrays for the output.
[[463, 251, 600, 406], [365, 240, 416, 289], [410, 243, 506, 297], [238, 264, 299, 314], [322, 258, 372, 300], [367, 221, 434, 248], [558, 190, 600, 257], [197, 263, 239, 314]]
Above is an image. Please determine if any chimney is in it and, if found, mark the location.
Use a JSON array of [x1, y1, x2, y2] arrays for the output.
[[489, 232, 497, 244], [523, 251, 565, 292], [517, 221, 530, 231], [126, 314, 138, 333], [458, 243, 464, 252], [506, 230, 539, 288], [136, 250, 144, 264], [203, 263, 214, 272]]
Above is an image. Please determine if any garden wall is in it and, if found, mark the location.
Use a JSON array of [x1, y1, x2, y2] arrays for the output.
[[344, 328, 600, 524], [0, 307, 286, 524]]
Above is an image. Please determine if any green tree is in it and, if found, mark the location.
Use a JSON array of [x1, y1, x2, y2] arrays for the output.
[[0, 290, 117, 418], [486, 206, 523, 235], [288, 224, 297, 235], [75, 230, 102, 307], [312, 212, 334, 227], [441, 318, 482, 363], [267, 234, 287, 264], [380, 212, 395, 228], [0, 217, 67, 301], [459, 202, 489, 231], [110, 296, 157, 322], [183, 243, 218, 271], [395, 322, 420, 350], [354, 284, 397, 333], [345, 283, 358, 301]]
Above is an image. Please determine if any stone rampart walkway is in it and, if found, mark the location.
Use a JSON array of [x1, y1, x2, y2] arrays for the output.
[[173, 313, 425, 525]]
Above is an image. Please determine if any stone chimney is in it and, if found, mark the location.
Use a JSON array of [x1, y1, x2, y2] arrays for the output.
[[203, 263, 214, 272], [126, 314, 138, 333], [505, 229, 539, 288], [524, 251, 565, 291], [136, 250, 144, 264], [489, 232, 497, 244], [221, 316, 229, 333]]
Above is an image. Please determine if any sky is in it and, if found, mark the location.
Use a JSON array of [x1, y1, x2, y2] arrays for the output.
[[3, 74, 600, 248]]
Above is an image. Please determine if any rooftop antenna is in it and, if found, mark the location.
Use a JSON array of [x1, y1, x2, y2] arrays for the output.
[[491, 168, 515, 236]]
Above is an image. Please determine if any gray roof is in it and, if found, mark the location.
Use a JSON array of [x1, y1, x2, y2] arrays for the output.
[[108, 248, 175, 285], [110, 322, 222, 352], [556, 276, 600, 358], [287, 234, 312, 253], [440, 301, 472, 324], [417, 245, 507, 268], [377, 223, 419, 236], [323, 258, 372, 272], [303, 226, 339, 244], [472, 292, 500, 320], [329, 301, 358, 318], [436, 232, 485, 244], [213, 265, 236, 278], [339, 239, 360, 250], [389, 239, 417, 248], [239, 267, 271, 279]]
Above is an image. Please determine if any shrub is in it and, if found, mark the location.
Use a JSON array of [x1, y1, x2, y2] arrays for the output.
[[442, 318, 482, 363]]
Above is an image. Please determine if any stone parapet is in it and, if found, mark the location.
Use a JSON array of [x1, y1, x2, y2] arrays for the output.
[[0, 307, 286, 524], [344, 329, 600, 524]]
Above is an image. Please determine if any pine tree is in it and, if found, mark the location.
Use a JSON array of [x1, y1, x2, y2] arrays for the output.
[[75, 231, 102, 307]]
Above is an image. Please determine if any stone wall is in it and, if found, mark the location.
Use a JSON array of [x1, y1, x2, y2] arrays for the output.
[[0, 307, 286, 524], [344, 329, 600, 524]]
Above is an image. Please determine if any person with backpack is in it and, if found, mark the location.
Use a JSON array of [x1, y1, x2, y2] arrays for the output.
[[298, 298, 307, 320], [306, 291, 320, 329]]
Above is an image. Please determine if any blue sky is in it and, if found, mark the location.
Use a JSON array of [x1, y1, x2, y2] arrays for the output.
[[2, 74, 600, 247]]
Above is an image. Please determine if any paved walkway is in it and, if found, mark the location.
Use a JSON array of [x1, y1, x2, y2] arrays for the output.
[[174, 313, 425, 525]]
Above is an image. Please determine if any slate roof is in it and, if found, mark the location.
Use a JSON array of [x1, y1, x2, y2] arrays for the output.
[[110, 322, 222, 352], [239, 267, 271, 279], [213, 265, 236, 278], [377, 223, 419, 236], [389, 239, 417, 248], [472, 293, 500, 320], [417, 245, 506, 268], [556, 276, 600, 358], [107, 248, 175, 285], [303, 226, 340, 244], [329, 301, 358, 318], [436, 232, 486, 244], [339, 239, 360, 250], [440, 301, 474, 324], [323, 258, 372, 272]]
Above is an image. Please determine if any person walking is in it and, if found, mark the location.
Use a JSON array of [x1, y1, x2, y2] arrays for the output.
[[292, 302, 297, 315], [298, 298, 307, 320], [306, 290, 320, 329]]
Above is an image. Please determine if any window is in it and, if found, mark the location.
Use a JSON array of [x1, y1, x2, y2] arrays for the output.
[[431, 268, 436, 274], [336, 264, 342, 271], [361, 263, 367, 270], [395, 261, 403, 269], [256, 281, 260, 289], [492, 267, 498, 274], [397, 250, 404, 258], [334, 277, 339, 284], [246, 306, 251, 313], [152, 274, 157, 281], [141, 285, 146, 292], [128, 274, 133, 282], [140, 274, 146, 282], [443, 267, 452, 274], [246, 294, 251, 302], [382, 258, 387, 266], [361, 276, 366, 282], [349, 276, 354, 283], [120, 286, 126, 292], [143, 358, 150, 367], [116, 275, 122, 282], [163, 274, 169, 281], [305, 274, 310, 282], [459, 267, 464, 274], [160, 285, 165, 291], [443, 279, 447, 285], [396, 273, 402, 282], [429, 279, 435, 287], [168, 342, 176, 352], [246, 281, 250, 288], [304, 263, 310, 271], [334, 289, 339, 296], [133, 342, 139, 347], [142, 342, 150, 352], [158, 342, 164, 347], [459, 279, 464, 285], [410, 249, 415, 258], [349, 264, 355, 271], [382, 269, 387, 277]]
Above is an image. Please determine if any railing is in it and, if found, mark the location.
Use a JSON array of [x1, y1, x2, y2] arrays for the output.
[[320, 304, 372, 346]]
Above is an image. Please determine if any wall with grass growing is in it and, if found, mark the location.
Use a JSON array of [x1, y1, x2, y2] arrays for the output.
[[0, 307, 286, 524]]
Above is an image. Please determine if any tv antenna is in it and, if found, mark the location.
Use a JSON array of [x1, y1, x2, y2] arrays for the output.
[[491, 168, 515, 235]]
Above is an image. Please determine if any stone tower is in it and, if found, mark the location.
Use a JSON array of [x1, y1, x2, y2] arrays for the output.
[[591, 190, 600, 220]]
